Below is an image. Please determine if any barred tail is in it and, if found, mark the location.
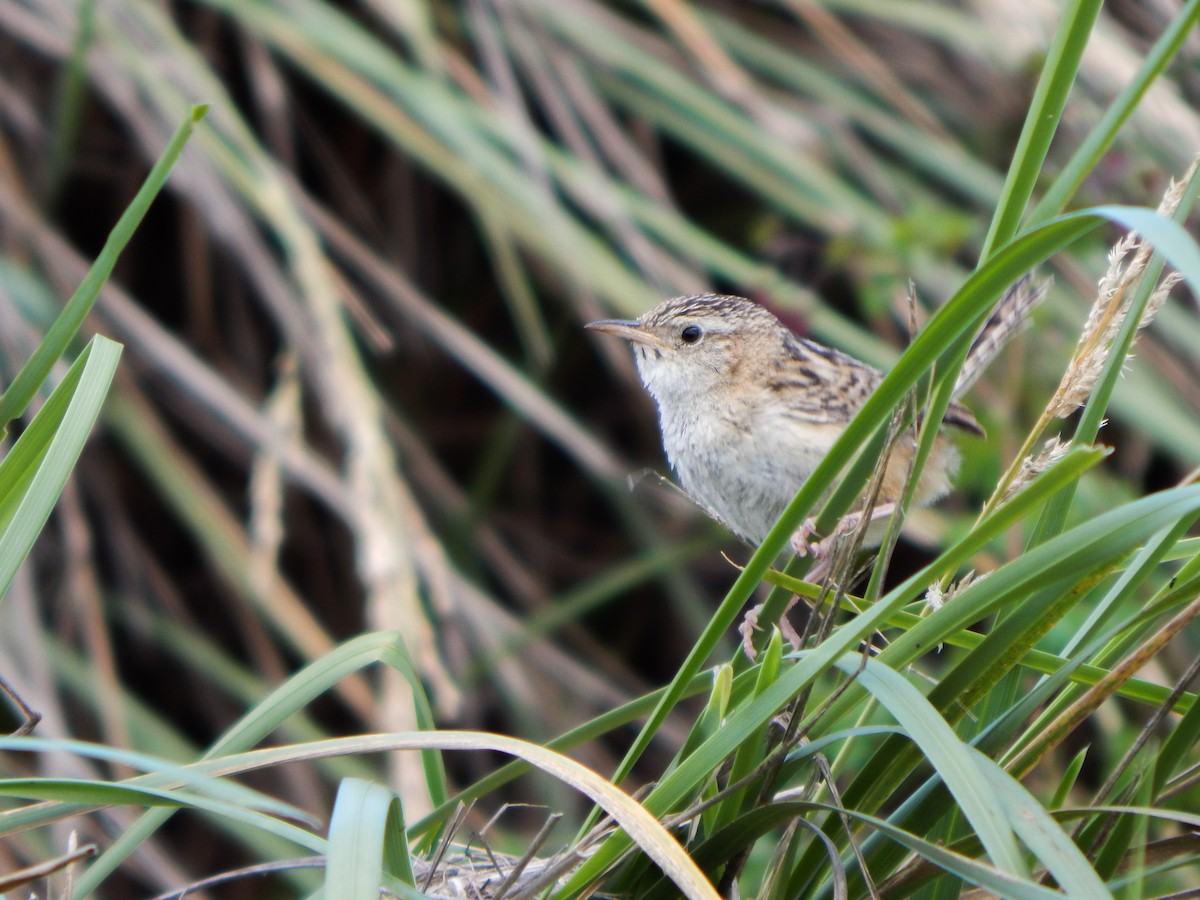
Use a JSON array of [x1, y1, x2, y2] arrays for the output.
[[954, 274, 1051, 399]]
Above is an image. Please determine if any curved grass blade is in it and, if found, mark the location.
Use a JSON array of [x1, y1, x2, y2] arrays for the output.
[[75, 631, 444, 896], [0, 778, 317, 852], [971, 747, 1112, 896], [326, 778, 415, 900], [0, 735, 311, 828], [0, 336, 121, 602], [180, 732, 722, 900], [822, 655, 1026, 877]]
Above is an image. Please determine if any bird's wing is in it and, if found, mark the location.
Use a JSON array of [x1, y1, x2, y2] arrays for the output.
[[769, 335, 884, 424], [779, 334, 984, 435]]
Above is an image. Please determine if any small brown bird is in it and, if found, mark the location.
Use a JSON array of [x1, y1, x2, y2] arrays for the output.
[[587, 281, 1044, 556]]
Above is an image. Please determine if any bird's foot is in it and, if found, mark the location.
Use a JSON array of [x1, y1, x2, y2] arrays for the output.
[[740, 596, 803, 660], [790, 502, 899, 575], [789, 517, 825, 560]]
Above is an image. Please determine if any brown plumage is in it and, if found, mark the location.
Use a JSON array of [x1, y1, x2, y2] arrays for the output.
[[588, 281, 1041, 545]]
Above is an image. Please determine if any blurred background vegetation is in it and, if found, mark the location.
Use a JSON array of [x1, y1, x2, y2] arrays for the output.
[[1, 0, 1199, 895]]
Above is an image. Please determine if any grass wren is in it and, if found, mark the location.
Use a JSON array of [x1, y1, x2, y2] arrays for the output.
[[588, 286, 1040, 553]]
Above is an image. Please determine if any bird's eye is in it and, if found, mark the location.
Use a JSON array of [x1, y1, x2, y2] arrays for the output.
[[680, 324, 703, 344]]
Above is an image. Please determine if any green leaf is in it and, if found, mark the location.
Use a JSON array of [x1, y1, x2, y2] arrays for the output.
[[1028, 0, 1200, 224], [326, 778, 415, 900], [980, 0, 1102, 258], [0, 336, 122, 602], [823, 655, 1026, 876], [0, 735, 313, 834], [971, 751, 1112, 897]]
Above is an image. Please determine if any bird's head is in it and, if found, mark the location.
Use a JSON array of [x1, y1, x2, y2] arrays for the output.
[[586, 294, 785, 405]]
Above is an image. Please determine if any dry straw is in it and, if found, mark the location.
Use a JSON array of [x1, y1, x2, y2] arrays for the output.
[[1046, 168, 1193, 418], [991, 155, 1198, 509]]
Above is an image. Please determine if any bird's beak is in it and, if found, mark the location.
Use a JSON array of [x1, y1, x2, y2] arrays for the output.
[[585, 319, 670, 351]]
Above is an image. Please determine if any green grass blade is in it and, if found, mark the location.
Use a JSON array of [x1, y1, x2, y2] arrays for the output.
[[1028, 0, 1200, 224], [0, 744, 311, 838], [973, 751, 1112, 897], [75, 631, 443, 896], [326, 778, 414, 900], [0, 336, 121, 602], [42, 0, 97, 207], [826, 655, 1026, 876], [0, 105, 205, 431], [980, 0, 1101, 258]]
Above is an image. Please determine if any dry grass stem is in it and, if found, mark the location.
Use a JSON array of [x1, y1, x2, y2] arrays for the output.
[[1048, 156, 1197, 420], [982, 157, 1198, 518], [1005, 437, 1071, 501], [924, 569, 986, 613], [248, 354, 301, 603]]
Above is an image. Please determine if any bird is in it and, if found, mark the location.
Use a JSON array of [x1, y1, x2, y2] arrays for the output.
[[586, 279, 1043, 566]]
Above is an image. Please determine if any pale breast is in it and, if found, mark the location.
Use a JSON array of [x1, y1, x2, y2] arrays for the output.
[[658, 398, 842, 543]]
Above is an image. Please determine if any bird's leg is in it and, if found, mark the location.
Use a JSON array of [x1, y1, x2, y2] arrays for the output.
[[743, 502, 899, 659], [791, 502, 898, 574], [739, 594, 803, 660], [789, 516, 824, 559]]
